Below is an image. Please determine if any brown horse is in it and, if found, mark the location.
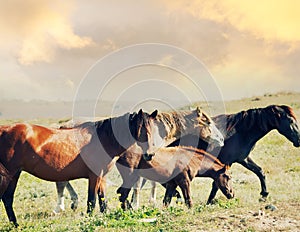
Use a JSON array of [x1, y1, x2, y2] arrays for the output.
[[133, 146, 234, 208], [53, 108, 225, 212], [0, 109, 159, 226]]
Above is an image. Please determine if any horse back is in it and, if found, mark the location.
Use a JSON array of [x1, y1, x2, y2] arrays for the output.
[[0, 123, 92, 171]]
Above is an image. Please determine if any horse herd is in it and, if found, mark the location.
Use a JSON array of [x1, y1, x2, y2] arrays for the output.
[[0, 105, 299, 227]]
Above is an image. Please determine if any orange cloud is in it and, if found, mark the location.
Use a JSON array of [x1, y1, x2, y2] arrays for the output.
[[0, 0, 92, 65], [163, 0, 300, 44]]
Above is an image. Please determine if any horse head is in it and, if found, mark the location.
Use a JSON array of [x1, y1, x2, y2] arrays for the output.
[[215, 164, 234, 199], [269, 105, 300, 147], [130, 109, 161, 161], [194, 107, 224, 147]]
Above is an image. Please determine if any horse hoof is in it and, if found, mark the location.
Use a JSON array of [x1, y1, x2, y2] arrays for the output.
[[176, 198, 184, 204], [259, 197, 267, 202], [206, 199, 217, 205], [265, 204, 277, 211], [260, 191, 269, 198], [53, 206, 65, 214], [71, 202, 78, 211]]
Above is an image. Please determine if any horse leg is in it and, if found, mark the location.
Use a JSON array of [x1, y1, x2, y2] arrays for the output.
[[97, 177, 107, 213], [131, 176, 142, 209], [161, 183, 182, 203], [149, 181, 157, 205], [163, 182, 177, 207], [239, 157, 269, 198], [66, 181, 78, 211], [54, 181, 67, 214], [2, 171, 21, 227], [0, 175, 11, 198], [87, 175, 98, 214], [117, 186, 134, 210], [178, 180, 192, 208], [207, 180, 219, 204], [117, 174, 140, 210]]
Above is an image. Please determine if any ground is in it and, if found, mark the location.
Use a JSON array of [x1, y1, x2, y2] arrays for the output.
[[0, 92, 299, 231]]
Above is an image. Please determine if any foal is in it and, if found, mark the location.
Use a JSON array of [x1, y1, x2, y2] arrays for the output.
[[133, 146, 234, 208]]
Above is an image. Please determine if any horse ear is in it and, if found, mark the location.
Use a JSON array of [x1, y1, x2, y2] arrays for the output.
[[138, 109, 143, 117], [150, 110, 158, 118], [196, 106, 202, 117]]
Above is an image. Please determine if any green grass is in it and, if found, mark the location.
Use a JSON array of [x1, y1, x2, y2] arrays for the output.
[[1, 92, 300, 231]]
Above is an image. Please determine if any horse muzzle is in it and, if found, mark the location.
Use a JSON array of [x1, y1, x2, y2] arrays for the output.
[[294, 142, 300, 147], [226, 190, 235, 199], [143, 153, 155, 161]]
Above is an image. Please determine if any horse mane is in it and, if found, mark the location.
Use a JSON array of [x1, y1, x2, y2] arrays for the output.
[[214, 105, 297, 138], [278, 105, 297, 120], [157, 112, 188, 137], [156, 110, 211, 139], [214, 107, 270, 137]]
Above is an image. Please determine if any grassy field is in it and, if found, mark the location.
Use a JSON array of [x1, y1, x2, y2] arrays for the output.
[[0, 92, 300, 231]]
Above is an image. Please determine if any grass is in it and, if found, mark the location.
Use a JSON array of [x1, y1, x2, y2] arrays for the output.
[[0, 92, 300, 231]]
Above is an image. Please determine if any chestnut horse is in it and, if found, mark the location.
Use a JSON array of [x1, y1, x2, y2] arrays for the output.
[[125, 146, 234, 208], [0, 109, 159, 226], [133, 105, 300, 205], [53, 108, 225, 212]]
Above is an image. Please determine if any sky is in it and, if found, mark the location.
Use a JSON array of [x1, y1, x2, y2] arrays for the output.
[[0, 0, 300, 104]]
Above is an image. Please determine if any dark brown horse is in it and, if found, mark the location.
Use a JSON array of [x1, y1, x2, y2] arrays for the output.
[[125, 146, 234, 208], [53, 108, 225, 212], [0, 109, 159, 226]]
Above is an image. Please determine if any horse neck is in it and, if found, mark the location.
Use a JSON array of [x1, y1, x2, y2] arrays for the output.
[[194, 150, 223, 178], [95, 116, 136, 156], [158, 112, 195, 143], [225, 109, 275, 143]]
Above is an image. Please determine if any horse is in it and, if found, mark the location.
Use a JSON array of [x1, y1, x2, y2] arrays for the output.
[[0, 109, 159, 226], [132, 105, 300, 205], [125, 146, 234, 208], [53, 107, 225, 212]]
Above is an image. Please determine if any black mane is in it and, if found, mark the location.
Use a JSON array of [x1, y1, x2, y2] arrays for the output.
[[213, 106, 282, 138]]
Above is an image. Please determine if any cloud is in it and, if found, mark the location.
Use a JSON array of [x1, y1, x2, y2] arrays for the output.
[[0, 0, 92, 65], [163, 0, 300, 44]]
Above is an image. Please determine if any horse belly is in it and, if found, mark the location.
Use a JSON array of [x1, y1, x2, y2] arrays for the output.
[[23, 156, 89, 182], [138, 166, 175, 183]]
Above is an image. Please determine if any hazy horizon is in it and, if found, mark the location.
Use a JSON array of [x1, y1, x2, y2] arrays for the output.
[[1, 1, 300, 104]]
